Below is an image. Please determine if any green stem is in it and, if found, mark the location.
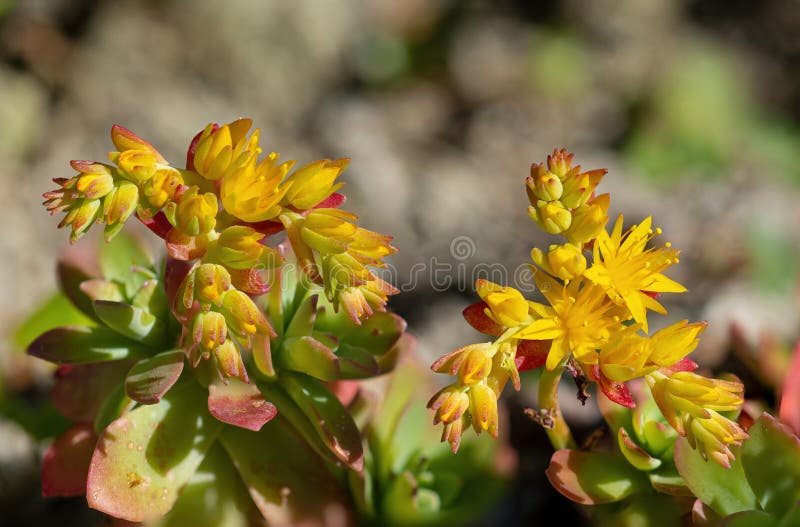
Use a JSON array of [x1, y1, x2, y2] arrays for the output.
[[538, 365, 576, 450]]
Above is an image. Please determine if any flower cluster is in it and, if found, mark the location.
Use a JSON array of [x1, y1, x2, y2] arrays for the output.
[[43, 119, 398, 382], [429, 149, 747, 467]]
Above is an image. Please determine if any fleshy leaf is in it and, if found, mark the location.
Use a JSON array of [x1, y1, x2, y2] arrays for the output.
[[98, 232, 153, 298], [779, 342, 800, 436], [219, 418, 353, 526], [648, 467, 691, 496], [58, 257, 100, 321], [280, 336, 340, 381], [208, 379, 277, 432], [336, 343, 381, 379], [52, 361, 134, 423], [719, 510, 779, 527], [42, 424, 97, 497], [315, 307, 406, 356], [93, 300, 165, 346], [87, 383, 222, 522], [741, 413, 800, 516], [462, 301, 504, 336], [674, 437, 757, 516], [149, 444, 261, 527], [284, 295, 318, 338], [28, 326, 147, 365], [14, 293, 95, 349], [125, 350, 185, 405], [545, 449, 650, 505], [618, 427, 661, 471], [279, 372, 364, 470]]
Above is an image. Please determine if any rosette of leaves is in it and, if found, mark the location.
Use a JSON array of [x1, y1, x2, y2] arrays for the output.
[[348, 361, 512, 526], [26, 234, 410, 525], [545, 381, 691, 527]]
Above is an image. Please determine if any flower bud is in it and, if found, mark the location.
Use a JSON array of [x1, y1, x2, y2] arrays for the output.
[[212, 226, 268, 270], [193, 264, 232, 306], [537, 200, 572, 234], [475, 279, 529, 327], [564, 193, 609, 244], [469, 382, 499, 437], [531, 243, 587, 281], [115, 150, 158, 184], [283, 158, 348, 210], [221, 289, 272, 337], [213, 339, 248, 383], [528, 163, 563, 201], [561, 169, 606, 209], [143, 167, 184, 208], [193, 311, 227, 352], [459, 344, 494, 384], [102, 183, 139, 240], [428, 386, 470, 425], [76, 171, 115, 199]]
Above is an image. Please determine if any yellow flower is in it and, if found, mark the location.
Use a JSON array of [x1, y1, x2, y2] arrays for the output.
[[563, 193, 610, 245], [584, 215, 686, 332], [648, 370, 747, 468], [220, 151, 293, 222], [515, 274, 624, 370], [191, 119, 259, 181], [283, 158, 348, 210], [141, 167, 184, 209], [475, 280, 530, 328], [599, 320, 706, 382], [531, 243, 587, 281], [165, 186, 218, 236]]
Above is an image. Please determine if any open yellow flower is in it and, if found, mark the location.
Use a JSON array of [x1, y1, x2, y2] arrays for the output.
[[515, 274, 625, 370], [584, 215, 686, 332]]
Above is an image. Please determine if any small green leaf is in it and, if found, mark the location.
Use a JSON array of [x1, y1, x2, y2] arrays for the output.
[[28, 326, 147, 364], [125, 350, 185, 405], [546, 450, 651, 505], [87, 382, 222, 522], [336, 343, 381, 379], [93, 383, 132, 434], [315, 306, 406, 355], [58, 258, 100, 320], [618, 427, 661, 471], [279, 372, 364, 470], [741, 413, 800, 516], [53, 360, 134, 423], [14, 293, 95, 349], [648, 466, 691, 496], [93, 300, 165, 346], [219, 417, 351, 525], [99, 232, 153, 298], [279, 336, 339, 381], [674, 437, 757, 516], [284, 294, 318, 337]]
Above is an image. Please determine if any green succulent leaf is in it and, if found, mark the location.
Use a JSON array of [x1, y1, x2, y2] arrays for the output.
[[618, 427, 662, 471], [336, 343, 381, 379], [595, 493, 683, 527], [58, 258, 100, 321], [219, 417, 352, 525], [741, 413, 800, 516], [648, 466, 691, 496], [280, 336, 340, 381], [93, 383, 133, 434], [14, 293, 95, 349], [720, 510, 779, 527], [315, 307, 406, 355], [93, 300, 165, 346], [98, 232, 154, 298], [28, 326, 147, 365], [87, 382, 222, 522], [125, 350, 185, 405], [545, 449, 651, 505], [207, 378, 276, 431], [674, 437, 757, 516], [150, 444, 261, 527], [284, 294, 318, 337], [279, 372, 364, 471]]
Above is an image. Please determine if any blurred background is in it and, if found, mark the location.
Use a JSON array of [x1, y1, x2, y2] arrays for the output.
[[1, 0, 800, 525]]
